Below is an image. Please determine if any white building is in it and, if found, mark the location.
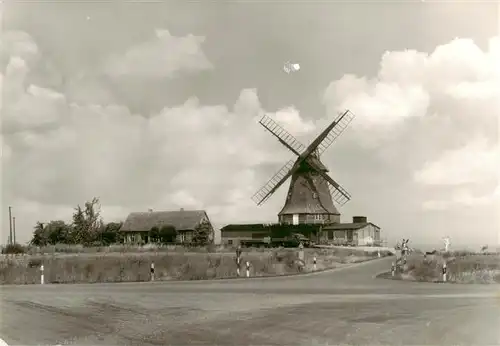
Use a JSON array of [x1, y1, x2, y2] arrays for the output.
[[320, 216, 381, 246]]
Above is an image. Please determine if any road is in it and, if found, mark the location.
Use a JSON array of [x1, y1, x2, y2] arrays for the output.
[[1, 257, 499, 345]]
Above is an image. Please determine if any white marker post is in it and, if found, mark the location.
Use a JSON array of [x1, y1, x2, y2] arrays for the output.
[[442, 262, 447, 282], [313, 256, 317, 271], [377, 250, 381, 258], [391, 262, 395, 277], [245, 261, 250, 278], [150, 262, 155, 281], [40, 264, 45, 285], [236, 256, 241, 277]]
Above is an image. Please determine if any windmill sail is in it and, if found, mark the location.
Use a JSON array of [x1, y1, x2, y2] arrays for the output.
[[327, 180, 351, 206], [259, 114, 306, 156], [252, 159, 295, 205], [316, 110, 355, 155], [314, 171, 351, 206]]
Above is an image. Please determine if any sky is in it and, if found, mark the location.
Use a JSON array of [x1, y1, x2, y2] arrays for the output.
[[1, 1, 499, 248]]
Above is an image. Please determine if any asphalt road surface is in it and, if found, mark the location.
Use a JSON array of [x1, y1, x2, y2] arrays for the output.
[[1, 257, 499, 346]]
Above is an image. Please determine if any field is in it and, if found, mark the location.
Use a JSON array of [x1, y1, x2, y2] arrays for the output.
[[385, 251, 500, 284], [0, 245, 390, 285]]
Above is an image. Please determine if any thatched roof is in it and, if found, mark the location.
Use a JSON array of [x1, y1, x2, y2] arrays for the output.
[[121, 210, 208, 232]]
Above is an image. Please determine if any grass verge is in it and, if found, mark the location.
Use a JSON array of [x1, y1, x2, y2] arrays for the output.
[[0, 247, 385, 285], [380, 251, 500, 284]]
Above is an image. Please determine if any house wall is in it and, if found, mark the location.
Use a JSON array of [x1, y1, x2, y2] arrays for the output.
[[123, 232, 146, 244], [355, 224, 381, 246], [122, 230, 196, 245], [280, 213, 340, 225], [221, 231, 256, 246], [320, 229, 353, 245], [176, 231, 194, 244], [319, 223, 381, 246]]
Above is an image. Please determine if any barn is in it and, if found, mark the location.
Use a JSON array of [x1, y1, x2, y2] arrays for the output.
[[320, 216, 381, 246], [220, 224, 271, 246], [120, 209, 215, 245]]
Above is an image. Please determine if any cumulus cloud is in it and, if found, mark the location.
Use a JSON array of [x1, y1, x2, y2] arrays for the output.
[[104, 29, 212, 79], [414, 137, 499, 186], [422, 185, 499, 211], [415, 137, 499, 210], [1, 30, 316, 243], [323, 37, 499, 148], [0, 31, 40, 68], [274, 107, 316, 136], [322, 36, 499, 214]]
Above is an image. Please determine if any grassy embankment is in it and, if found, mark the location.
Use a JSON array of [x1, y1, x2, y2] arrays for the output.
[[0, 244, 391, 285], [382, 250, 500, 284]]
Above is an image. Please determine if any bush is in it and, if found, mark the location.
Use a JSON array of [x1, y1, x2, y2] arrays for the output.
[[1, 243, 26, 255]]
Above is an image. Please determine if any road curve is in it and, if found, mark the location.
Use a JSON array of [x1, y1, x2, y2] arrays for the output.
[[1, 257, 498, 345]]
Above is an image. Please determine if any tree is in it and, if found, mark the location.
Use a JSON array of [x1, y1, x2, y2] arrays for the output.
[[191, 220, 212, 246], [46, 220, 71, 245], [97, 222, 123, 245], [70, 197, 103, 246], [159, 225, 177, 244], [149, 226, 160, 243], [30, 222, 48, 246]]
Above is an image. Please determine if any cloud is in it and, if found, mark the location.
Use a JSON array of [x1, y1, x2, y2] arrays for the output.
[[415, 138, 499, 210], [104, 29, 212, 79], [422, 185, 499, 211], [0, 31, 40, 68], [414, 137, 499, 186], [322, 37, 499, 148], [1, 30, 317, 243]]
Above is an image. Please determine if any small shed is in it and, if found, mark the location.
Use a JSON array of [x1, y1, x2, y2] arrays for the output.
[[120, 209, 214, 245], [321, 216, 381, 246]]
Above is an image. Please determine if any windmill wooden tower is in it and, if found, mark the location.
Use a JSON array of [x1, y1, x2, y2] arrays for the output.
[[252, 110, 355, 225]]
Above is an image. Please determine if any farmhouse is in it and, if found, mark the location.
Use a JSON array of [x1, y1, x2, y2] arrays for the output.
[[320, 216, 381, 246], [120, 209, 214, 245]]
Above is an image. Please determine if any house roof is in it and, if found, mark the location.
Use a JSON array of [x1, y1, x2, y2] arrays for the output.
[[121, 210, 208, 232], [221, 224, 271, 232], [323, 222, 379, 231], [220, 223, 322, 233]]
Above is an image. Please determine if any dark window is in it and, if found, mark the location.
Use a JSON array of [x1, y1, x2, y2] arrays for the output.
[[228, 239, 233, 245]]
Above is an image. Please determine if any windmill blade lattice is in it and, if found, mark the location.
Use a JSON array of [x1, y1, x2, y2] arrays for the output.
[[316, 110, 355, 155], [314, 172, 351, 206], [259, 114, 306, 156], [252, 159, 295, 205], [327, 182, 351, 206]]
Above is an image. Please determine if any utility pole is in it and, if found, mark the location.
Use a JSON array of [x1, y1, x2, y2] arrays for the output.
[[13, 216, 16, 244], [8, 206, 13, 245]]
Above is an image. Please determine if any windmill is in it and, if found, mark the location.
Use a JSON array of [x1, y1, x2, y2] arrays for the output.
[[252, 110, 355, 225]]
